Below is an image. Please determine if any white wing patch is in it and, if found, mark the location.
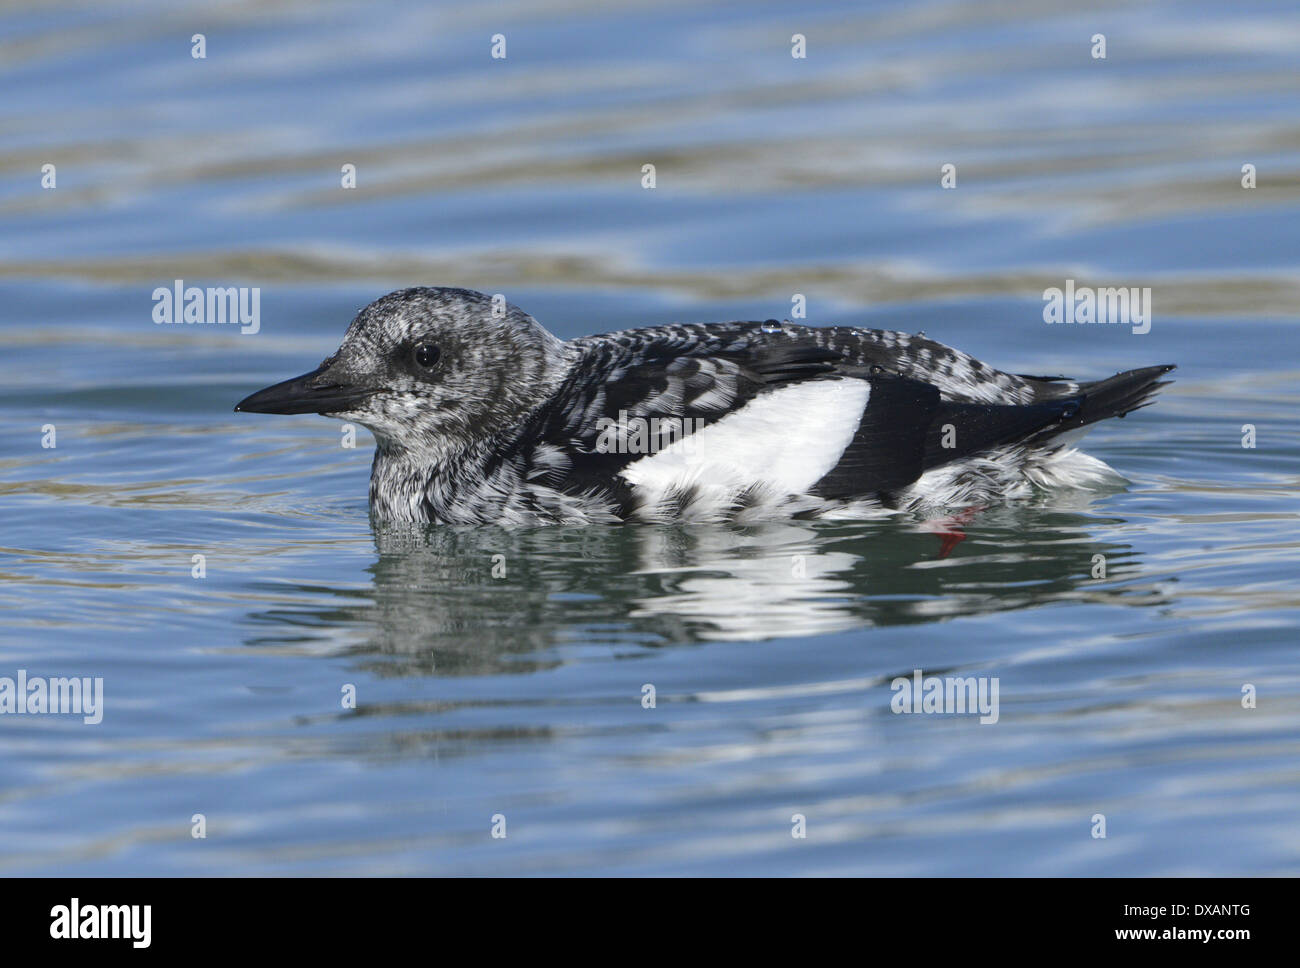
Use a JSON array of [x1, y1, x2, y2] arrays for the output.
[[620, 379, 870, 507]]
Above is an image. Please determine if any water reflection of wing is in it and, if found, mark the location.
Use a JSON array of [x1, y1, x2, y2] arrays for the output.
[[626, 524, 865, 640]]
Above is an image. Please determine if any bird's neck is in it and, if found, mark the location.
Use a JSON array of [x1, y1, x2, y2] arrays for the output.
[[368, 435, 516, 525]]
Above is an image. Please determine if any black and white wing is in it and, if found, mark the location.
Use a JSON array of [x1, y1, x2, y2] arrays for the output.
[[518, 321, 1168, 518], [519, 323, 845, 514]]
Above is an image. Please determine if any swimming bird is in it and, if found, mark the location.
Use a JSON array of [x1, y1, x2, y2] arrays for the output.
[[235, 287, 1174, 526]]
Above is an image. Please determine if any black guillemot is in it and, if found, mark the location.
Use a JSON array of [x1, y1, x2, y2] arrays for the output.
[[236, 287, 1174, 525]]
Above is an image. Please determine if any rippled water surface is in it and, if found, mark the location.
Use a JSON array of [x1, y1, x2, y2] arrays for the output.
[[2, 0, 1298, 875]]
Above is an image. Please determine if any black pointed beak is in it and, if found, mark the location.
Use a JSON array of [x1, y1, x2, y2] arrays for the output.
[[234, 364, 373, 415]]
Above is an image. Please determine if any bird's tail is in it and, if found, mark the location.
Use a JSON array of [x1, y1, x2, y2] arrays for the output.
[[1032, 364, 1175, 442]]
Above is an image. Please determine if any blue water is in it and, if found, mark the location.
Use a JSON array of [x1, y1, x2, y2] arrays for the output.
[[1, 0, 1298, 875]]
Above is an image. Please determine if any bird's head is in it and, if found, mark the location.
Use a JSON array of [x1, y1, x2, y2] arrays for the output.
[[235, 287, 569, 456]]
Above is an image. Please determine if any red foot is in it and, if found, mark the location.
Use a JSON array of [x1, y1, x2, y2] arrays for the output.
[[921, 506, 985, 559]]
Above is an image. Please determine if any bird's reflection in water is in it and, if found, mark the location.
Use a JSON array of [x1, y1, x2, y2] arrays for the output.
[[251, 501, 1167, 676]]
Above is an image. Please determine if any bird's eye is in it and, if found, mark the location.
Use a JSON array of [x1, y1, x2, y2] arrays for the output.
[[413, 342, 441, 370]]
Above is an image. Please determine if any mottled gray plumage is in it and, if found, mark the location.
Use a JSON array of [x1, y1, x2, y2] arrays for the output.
[[235, 287, 1174, 526]]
